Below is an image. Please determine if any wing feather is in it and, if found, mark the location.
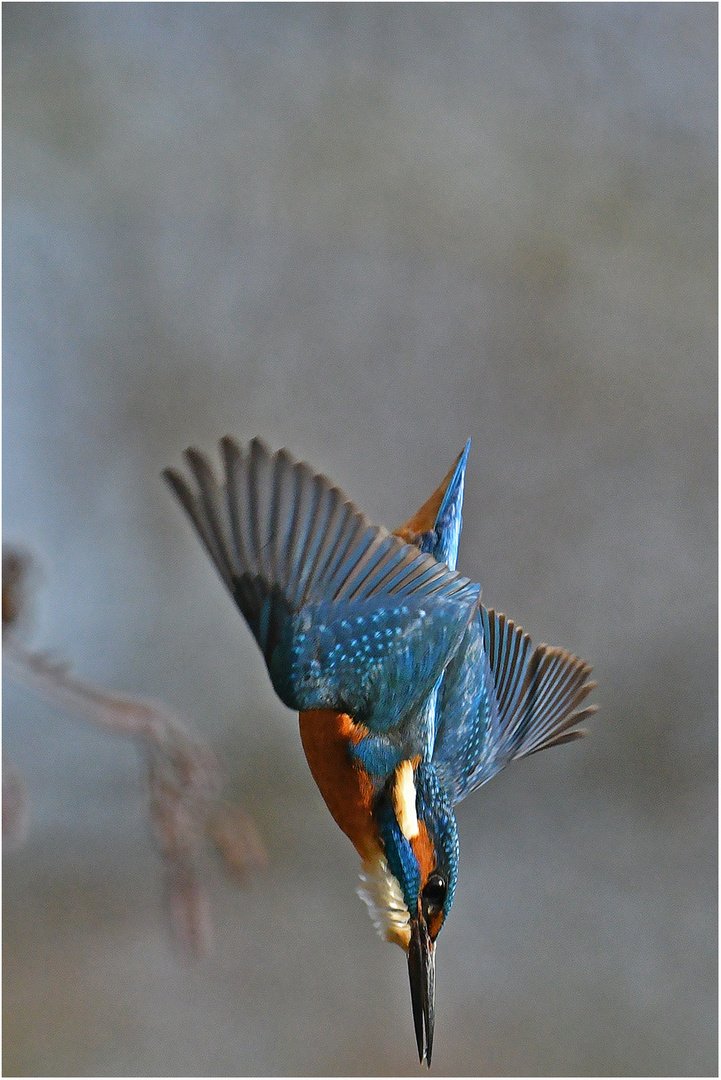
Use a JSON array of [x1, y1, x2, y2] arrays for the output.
[[432, 608, 595, 803], [164, 437, 479, 725]]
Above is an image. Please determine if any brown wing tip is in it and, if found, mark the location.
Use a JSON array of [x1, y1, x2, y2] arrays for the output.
[[161, 465, 180, 487], [220, 433, 241, 456], [183, 445, 215, 480], [162, 465, 192, 503], [536, 642, 593, 670], [538, 728, 589, 751]]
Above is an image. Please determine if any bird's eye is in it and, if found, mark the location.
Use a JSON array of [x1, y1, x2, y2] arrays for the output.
[[422, 873, 447, 911]]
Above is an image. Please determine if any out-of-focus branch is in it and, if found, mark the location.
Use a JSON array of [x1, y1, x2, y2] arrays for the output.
[[2, 547, 31, 638], [2, 546, 267, 957], [2, 754, 28, 850]]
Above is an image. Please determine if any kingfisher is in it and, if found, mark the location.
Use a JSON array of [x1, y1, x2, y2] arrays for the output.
[[164, 437, 595, 1065]]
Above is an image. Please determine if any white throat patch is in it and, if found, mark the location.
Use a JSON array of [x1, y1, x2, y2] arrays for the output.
[[392, 759, 419, 840], [357, 852, 411, 951]]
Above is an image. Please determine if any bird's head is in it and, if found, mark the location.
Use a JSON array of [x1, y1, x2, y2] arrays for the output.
[[358, 758, 459, 1065]]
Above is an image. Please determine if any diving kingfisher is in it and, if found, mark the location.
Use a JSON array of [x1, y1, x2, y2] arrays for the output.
[[164, 437, 595, 1066]]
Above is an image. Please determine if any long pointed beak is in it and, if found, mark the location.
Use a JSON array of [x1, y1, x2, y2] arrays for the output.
[[408, 913, 436, 1066]]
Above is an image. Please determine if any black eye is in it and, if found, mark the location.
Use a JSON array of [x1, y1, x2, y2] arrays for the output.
[[422, 873, 447, 910]]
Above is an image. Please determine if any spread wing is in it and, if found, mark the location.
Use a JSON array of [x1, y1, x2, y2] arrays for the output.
[[432, 607, 596, 804], [164, 437, 479, 732]]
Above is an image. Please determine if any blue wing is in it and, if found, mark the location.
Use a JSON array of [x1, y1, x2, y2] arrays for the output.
[[432, 607, 596, 805], [164, 437, 480, 733]]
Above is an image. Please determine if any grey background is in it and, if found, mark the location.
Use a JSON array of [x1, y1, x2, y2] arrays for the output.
[[3, 3, 716, 1075]]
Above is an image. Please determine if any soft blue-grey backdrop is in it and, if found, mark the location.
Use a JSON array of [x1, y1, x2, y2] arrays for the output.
[[4, 4, 716, 1075]]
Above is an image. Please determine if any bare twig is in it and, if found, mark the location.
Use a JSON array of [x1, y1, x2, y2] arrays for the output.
[[2, 547, 32, 637], [2, 754, 28, 850], [3, 547, 267, 956]]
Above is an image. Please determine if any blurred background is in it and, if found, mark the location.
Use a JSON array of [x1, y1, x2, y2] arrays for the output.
[[3, 3, 716, 1075]]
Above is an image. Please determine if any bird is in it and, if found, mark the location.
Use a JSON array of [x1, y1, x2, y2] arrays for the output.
[[163, 436, 595, 1066]]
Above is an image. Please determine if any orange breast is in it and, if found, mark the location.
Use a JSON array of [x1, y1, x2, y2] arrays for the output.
[[298, 709, 380, 863]]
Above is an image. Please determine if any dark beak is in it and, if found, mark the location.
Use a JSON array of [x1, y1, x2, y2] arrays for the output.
[[408, 913, 436, 1066]]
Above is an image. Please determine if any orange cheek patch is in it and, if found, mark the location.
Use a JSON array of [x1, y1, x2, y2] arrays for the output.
[[411, 822, 445, 939], [410, 821, 436, 887], [426, 909, 444, 940]]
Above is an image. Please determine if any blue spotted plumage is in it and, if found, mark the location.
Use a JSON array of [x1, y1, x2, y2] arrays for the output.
[[164, 436, 595, 1067]]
